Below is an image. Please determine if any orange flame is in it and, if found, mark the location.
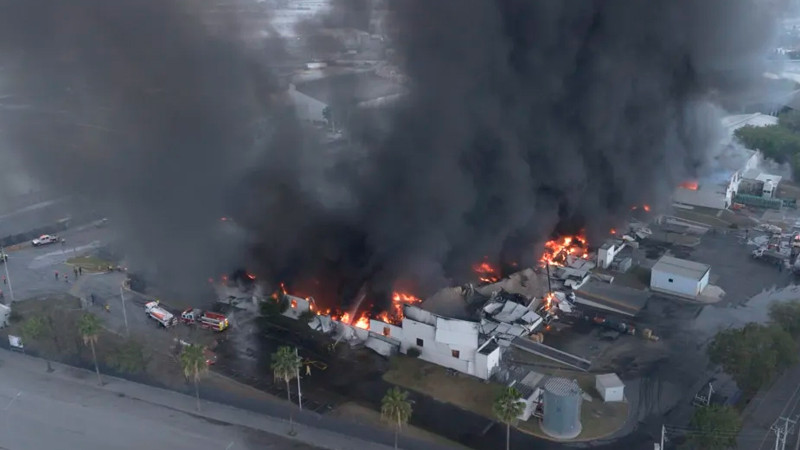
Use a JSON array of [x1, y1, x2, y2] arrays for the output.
[[354, 314, 370, 329], [473, 259, 500, 284], [540, 232, 589, 267], [544, 292, 555, 310], [247, 273, 256, 280], [680, 181, 699, 190], [279, 282, 287, 294], [610, 228, 616, 235], [643, 204, 651, 212]]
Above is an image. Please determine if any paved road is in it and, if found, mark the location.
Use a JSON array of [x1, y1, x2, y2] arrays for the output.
[[0, 349, 328, 450], [1, 223, 115, 301]]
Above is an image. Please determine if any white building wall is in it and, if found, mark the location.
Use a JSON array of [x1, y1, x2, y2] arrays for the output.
[[288, 85, 328, 123], [369, 319, 403, 340], [597, 242, 625, 269], [281, 295, 311, 320], [650, 270, 702, 298], [474, 346, 501, 380], [400, 318, 471, 374]]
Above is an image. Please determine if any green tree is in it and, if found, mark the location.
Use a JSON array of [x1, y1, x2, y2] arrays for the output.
[[21, 315, 54, 372], [686, 405, 742, 450], [734, 124, 800, 177], [271, 346, 301, 434], [180, 344, 208, 412], [493, 387, 524, 450], [77, 313, 103, 385], [107, 340, 147, 374], [779, 109, 800, 133], [769, 299, 800, 338], [381, 387, 413, 449], [708, 323, 798, 393]]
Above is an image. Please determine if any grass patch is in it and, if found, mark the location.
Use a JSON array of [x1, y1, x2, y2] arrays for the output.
[[330, 402, 472, 450], [66, 255, 113, 272], [384, 355, 501, 419], [384, 356, 628, 442]]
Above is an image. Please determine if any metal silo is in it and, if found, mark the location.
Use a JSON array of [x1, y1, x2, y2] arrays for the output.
[[540, 377, 583, 440]]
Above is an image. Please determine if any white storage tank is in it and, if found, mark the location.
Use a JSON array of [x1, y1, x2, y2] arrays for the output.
[[541, 377, 582, 440]]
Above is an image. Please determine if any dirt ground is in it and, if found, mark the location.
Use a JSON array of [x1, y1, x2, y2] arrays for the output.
[[329, 402, 471, 449], [66, 255, 113, 273]]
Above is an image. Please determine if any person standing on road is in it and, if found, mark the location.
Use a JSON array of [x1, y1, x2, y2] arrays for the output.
[[55, 271, 58, 280], [73, 267, 78, 278], [78, 267, 82, 276], [90, 293, 95, 305]]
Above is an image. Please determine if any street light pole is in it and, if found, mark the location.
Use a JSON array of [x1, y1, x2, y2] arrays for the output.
[[119, 286, 129, 337], [2, 247, 15, 303], [295, 347, 302, 410]]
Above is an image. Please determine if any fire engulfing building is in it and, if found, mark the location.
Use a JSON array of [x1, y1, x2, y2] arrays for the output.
[[292, 291, 547, 380]]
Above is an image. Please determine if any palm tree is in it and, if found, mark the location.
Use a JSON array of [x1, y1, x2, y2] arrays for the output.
[[21, 315, 54, 372], [180, 344, 208, 412], [77, 313, 103, 385], [381, 387, 413, 449], [271, 346, 301, 433], [493, 387, 524, 450]]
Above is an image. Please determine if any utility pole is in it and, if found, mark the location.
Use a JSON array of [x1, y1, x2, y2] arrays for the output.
[[545, 263, 553, 293], [119, 286, 129, 337], [295, 347, 302, 410], [1, 247, 14, 303], [654, 425, 665, 450], [771, 416, 797, 450]]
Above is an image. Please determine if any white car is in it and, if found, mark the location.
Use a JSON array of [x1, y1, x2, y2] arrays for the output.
[[31, 234, 61, 246]]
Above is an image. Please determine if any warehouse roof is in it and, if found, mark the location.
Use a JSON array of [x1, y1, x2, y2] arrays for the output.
[[652, 256, 710, 281]]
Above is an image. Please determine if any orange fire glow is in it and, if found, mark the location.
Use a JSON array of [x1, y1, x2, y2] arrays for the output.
[[680, 181, 699, 191], [278, 282, 287, 294], [610, 228, 616, 235], [354, 314, 370, 329], [643, 204, 651, 212], [540, 233, 589, 267], [473, 259, 501, 284], [544, 292, 555, 310]]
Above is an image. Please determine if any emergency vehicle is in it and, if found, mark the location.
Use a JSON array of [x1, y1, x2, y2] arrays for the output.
[[180, 308, 229, 331], [145, 301, 177, 327]]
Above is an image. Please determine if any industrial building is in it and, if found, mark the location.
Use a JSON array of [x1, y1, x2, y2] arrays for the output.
[[650, 256, 711, 300], [595, 373, 625, 403]]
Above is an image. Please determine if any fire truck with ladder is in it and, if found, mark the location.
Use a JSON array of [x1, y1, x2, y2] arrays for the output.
[[145, 301, 177, 327], [180, 308, 229, 331]]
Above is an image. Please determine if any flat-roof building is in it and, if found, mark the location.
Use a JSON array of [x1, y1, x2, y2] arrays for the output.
[[650, 256, 711, 300]]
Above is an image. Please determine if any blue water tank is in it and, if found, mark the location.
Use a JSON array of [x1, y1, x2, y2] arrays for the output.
[[541, 377, 583, 440]]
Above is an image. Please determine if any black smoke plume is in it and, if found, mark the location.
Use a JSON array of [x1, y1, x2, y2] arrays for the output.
[[0, 0, 787, 306]]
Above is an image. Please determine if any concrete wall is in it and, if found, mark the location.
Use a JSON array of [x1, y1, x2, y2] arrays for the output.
[[400, 318, 471, 374], [474, 346, 501, 380], [288, 85, 327, 123], [650, 269, 704, 298], [369, 319, 403, 340], [281, 295, 311, 320]]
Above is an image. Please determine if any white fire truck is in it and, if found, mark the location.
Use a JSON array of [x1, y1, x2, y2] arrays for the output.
[[180, 308, 229, 332], [145, 301, 177, 327]]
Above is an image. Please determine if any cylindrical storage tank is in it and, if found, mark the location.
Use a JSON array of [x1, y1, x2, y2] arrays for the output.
[[540, 377, 583, 440]]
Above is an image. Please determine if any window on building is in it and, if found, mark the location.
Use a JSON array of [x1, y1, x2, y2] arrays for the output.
[[383, 327, 391, 337], [668, 278, 674, 283], [291, 299, 297, 308], [452, 350, 460, 358], [416, 338, 424, 347]]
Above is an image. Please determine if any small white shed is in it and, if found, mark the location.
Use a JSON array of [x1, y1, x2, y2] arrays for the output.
[[650, 256, 710, 299], [595, 373, 625, 403]]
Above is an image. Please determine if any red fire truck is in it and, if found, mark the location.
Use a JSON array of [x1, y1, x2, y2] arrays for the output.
[[180, 308, 229, 331]]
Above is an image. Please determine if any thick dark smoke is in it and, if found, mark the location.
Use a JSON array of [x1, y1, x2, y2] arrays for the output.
[[0, 0, 786, 306], [0, 0, 306, 298]]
